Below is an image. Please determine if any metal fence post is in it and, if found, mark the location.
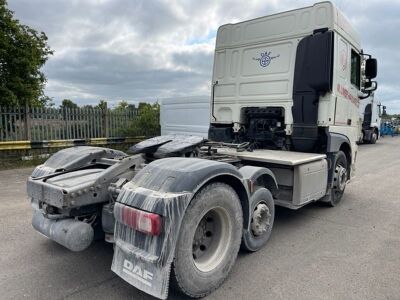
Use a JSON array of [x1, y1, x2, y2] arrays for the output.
[[24, 103, 31, 140], [102, 103, 109, 138]]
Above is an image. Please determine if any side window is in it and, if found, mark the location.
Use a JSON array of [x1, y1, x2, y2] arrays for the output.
[[339, 39, 348, 79], [351, 49, 360, 89]]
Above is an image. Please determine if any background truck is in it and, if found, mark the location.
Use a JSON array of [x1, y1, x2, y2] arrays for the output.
[[27, 2, 378, 299], [358, 93, 382, 144]]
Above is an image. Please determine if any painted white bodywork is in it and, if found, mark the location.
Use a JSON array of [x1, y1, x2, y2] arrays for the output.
[[160, 96, 210, 137], [212, 1, 363, 171]]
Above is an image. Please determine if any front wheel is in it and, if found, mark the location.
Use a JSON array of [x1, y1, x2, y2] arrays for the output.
[[327, 151, 348, 206], [241, 188, 275, 252], [370, 131, 377, 144], [172, 182, 243, 298]]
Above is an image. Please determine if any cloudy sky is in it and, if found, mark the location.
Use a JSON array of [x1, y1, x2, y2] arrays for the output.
[[7, 0, 400, 112]]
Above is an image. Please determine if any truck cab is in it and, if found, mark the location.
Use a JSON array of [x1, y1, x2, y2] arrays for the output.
[[209, 1, 377, 179]]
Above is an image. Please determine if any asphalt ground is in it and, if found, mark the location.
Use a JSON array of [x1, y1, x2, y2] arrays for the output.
[[1, 136, 399, 300]]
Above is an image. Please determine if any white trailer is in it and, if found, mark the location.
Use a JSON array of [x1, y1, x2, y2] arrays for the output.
[[160, 96, 210, 137], [28, 2, 378, 299]]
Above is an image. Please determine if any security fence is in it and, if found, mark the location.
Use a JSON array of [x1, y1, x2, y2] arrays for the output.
[[0, 106, 138, 141]]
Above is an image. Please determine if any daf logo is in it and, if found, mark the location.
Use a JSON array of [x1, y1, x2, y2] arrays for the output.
[[122, 259, 154, 287], [253, 51, 280, 67]]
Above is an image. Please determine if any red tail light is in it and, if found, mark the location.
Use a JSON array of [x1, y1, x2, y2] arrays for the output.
[[114, 202, 162, 236]]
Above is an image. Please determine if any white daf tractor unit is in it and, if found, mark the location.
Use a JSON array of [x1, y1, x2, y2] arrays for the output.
[[27, 2, 378, 299], [358, 93, 382, 144]]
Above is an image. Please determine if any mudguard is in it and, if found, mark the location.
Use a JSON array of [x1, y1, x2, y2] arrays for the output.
[[239, 165, 278, 227], [128, 134, 205, 158], [111, 157, 247, 299], [31, 146, 126, 177]]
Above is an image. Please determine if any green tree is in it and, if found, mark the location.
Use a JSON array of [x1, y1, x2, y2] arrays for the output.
[[60, 99, 78, 109], [96, 100, 108, 110], [138, 102, 148, 111], [0, 0, 53, 106], [115, 100, 129, 110], [123, 102, 160, 137]]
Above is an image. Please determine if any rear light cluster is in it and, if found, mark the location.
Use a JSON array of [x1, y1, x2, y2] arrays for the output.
[[114, 202, 162, 236]]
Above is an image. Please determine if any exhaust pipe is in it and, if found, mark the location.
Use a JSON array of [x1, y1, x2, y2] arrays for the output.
[[32, 211, 94, 252]]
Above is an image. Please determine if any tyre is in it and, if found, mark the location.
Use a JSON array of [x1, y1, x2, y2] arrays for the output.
[[172, 182, 243, 298], [358, 131, 364, 144], [370, 131, 377, 144], [241, 188, 274, 252], [327, 151, 348, 207]]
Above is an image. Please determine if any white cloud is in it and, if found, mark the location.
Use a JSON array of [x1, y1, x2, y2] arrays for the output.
[[7, 0, 400, 112]]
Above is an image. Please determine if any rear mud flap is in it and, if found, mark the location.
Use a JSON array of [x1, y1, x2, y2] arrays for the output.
[[111, 186, 192, 299], [112, 245, 171, 299]]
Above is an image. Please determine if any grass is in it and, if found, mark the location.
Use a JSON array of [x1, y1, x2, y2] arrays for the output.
[[0, 157, 47, 170]]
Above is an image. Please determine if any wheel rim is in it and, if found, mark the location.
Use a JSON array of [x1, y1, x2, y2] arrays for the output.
[[333, 164, 347, 194], [192, 207, 232, 272], [250, 202, 271, 237]]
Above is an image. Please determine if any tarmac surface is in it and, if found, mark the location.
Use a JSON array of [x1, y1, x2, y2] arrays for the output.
[[1, 137, 399, 300]]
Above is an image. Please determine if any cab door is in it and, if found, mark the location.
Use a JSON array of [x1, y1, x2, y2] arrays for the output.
[[334, 36, 360, 127]]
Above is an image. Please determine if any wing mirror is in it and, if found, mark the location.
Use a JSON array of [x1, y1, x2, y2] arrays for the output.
[[365, 58, 377, 79], [359, 79, 378, 99], [364, 80, 378, 92]]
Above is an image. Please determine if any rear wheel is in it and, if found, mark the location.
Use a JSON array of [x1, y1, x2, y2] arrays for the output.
[[172, 182, 243, 298]]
